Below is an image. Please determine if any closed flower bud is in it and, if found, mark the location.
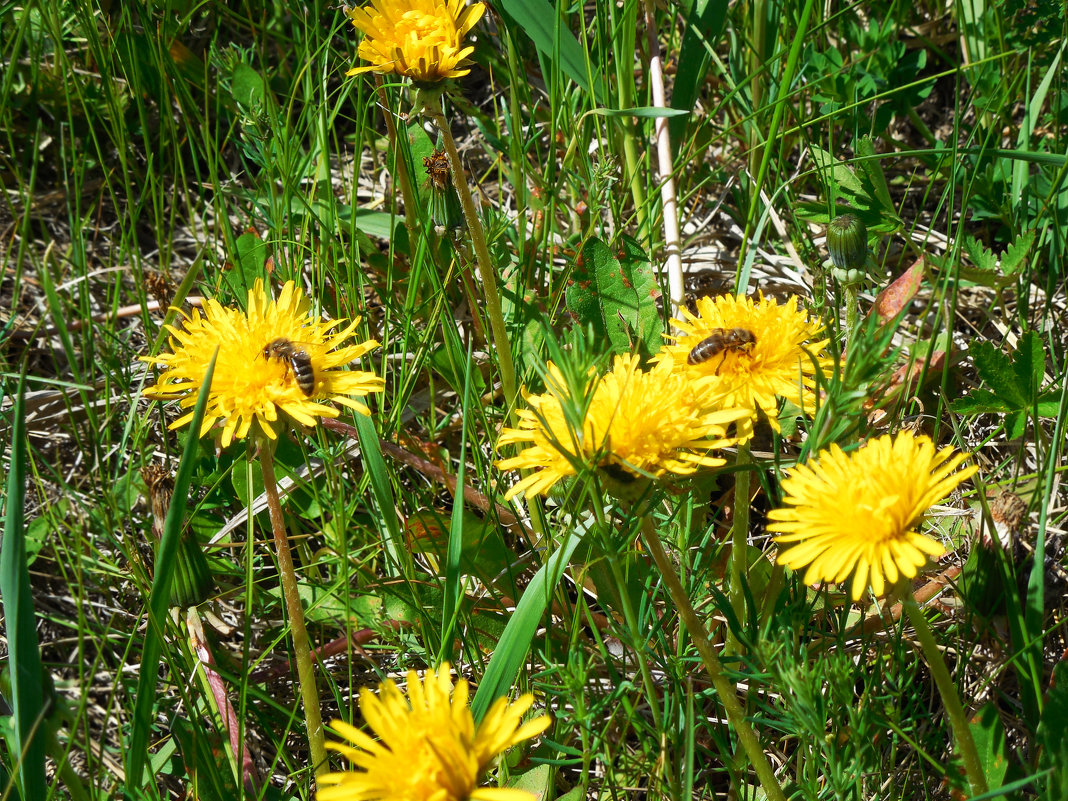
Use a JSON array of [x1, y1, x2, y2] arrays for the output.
[[826, 213, 870, 284]]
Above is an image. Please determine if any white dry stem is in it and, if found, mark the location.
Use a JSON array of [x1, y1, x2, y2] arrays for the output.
[[642, 0, 684, 313]]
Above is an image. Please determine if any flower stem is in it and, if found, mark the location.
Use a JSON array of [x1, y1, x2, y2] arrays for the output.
[[424, 101, 517, 418], [374, 75, 421, 252], [902, 593, 988, 796], [639, 515, 787, 801], [259, 442, 327, 776], [844, 283, 860, 345], [727, 443, 752, 655]]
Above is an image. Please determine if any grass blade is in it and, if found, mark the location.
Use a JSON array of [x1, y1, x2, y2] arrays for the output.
[[353, 412, 406, 576], [470, 525, 585, 722], [439, 346, 476, 664], [1, 369, 47, 801], [125, 349, 218, 791]]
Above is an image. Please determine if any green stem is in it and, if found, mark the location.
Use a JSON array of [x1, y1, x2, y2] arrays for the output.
[[260, 443, 327, 776], [902, 593, 988, 796], [738, 0, 815, 271], [603, 547, 663, 731], [747, 0, 767, 187], [639, 516, 788, 801], [425, 101, 517, 419], [375, 76, 421, 253], [844, 283, 860, 346], [727, 443, 752, 655]]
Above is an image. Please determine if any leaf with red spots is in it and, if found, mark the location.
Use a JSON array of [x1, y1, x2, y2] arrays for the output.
[[564, 236, 663, 357]]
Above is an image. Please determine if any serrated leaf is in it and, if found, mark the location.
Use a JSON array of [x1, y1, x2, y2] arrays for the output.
[[955, 264, 1017, 289], [970, 341, 1027, 408], [1002, 230, 1035, 274], [963, 236, 998, 273], [1012, 331, 1045, 397], [952, 389, 1012, 415], [565, 238, 662, 357]]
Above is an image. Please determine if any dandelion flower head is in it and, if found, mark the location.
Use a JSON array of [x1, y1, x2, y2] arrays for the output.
[[497, 354, 749, 500], [768, 431, 978, 600], [143, 279, 383, 447], [318, 663, 551, 801], [346, 0, 487, 83], [659, 294, 831, 433]]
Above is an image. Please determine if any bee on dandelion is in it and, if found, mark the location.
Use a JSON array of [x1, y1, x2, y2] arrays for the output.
[[659, 294, 832, 436], [142, 279, 383, 447]]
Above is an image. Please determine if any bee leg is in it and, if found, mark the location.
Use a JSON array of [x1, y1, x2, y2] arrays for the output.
[[714, 351, 729, 376]]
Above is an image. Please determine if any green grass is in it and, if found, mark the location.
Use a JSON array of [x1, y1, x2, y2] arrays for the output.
[[2, 0, 1067, 799]]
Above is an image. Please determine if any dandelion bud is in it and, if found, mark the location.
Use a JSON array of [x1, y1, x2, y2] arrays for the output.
[[826, 213, 870, 284]]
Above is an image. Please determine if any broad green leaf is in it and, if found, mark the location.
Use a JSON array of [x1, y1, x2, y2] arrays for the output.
[[970, 342, 1027, 408], [1007, 410, 1028, 440], [336, 207, 404, 241], [230, 63, 267, 114], [507, 764, 552, 797], [669, 0, 729, 144], [810, 145, 864, 194], [855, 136, 894, 214], [1011, 331, 1044, 400], [969, 703, 1010, 788], [224, 230, 269, 299], [952, 389, 1013, 416], [564, 237, 662, 357], [805, 147, 902, 235], [497, 0, 603, 102]]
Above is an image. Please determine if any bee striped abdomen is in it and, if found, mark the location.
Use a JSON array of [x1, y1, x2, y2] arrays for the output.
[[687, 328, 757, 373], [263, 338, 316, 396]]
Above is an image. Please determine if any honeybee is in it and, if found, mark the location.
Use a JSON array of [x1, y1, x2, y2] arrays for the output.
[[687, 327, 757, 374], [263, 338, 315, 396]]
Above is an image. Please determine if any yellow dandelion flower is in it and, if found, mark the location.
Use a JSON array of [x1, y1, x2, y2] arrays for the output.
[[346, 0, 487, 83], [143, 279, 383, 447], [318, 663, 551, 801], [768, 431, 978, 600], [497, 354, 749, 501], [659, 294, 832, 433]]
